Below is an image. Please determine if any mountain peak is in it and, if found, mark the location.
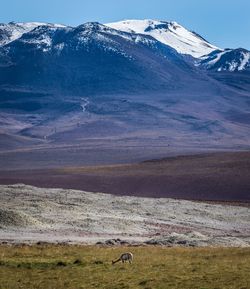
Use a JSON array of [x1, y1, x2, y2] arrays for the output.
[[77, 22, 103, 29], [200, 47, 250, 72], [105, 19, 219, 58], [0, 21, 66, 46]]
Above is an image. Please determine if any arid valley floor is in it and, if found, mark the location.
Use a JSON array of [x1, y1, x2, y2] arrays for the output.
[[1, 151, 250, 201], [1, 150, 250, 245], [1, 182, 250, 246], [1, 151, 250, 289]]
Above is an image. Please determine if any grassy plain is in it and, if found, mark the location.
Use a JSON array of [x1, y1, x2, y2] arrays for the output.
[[0, 245, 249, 289]]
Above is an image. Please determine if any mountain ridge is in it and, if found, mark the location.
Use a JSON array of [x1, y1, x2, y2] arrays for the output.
[[106, 19, 220, 58], [0, 19, 249, 155], [1, 19, 249, 72]]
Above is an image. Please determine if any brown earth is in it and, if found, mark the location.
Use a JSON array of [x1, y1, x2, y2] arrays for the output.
[[0, 151, 250, 202]]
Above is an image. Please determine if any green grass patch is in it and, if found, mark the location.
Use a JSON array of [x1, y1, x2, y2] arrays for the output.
[[0, 245, 249, 289]]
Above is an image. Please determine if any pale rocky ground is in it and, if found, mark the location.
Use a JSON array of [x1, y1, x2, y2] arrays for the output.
[[0, 184, 249, 246]]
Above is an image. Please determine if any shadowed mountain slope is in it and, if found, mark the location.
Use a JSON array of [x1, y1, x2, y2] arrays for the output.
[[0, 21, 249, 155]]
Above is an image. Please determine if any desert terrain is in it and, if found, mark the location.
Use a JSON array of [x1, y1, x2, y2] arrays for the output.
[[0, 151, 249, 202], [0, 12, 250, 289], [0, 184, 249, 246]]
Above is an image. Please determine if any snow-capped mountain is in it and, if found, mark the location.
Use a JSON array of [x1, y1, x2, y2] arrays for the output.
[[0, 22, 66, 46], [106, 19, 249, 72], [0, 22, 201, 95], [1, 19, 249, 73], [0, 20, 250, 152], [106, 19, 219, 58], [199, 48, 250, 72]]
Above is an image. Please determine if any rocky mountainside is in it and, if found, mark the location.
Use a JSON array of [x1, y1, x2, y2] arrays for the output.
[[0, 22, 201, 94], [0, 21, 66, 46], [0, 20, 249, 152], [199, 48, 250, 71], [107, 19, 250, 71]]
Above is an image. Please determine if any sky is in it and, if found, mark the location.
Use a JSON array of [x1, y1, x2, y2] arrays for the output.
[[1, 0, 250, 49]]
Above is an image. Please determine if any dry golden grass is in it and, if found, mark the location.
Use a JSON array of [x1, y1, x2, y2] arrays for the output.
[[0, 245, 250, 289]]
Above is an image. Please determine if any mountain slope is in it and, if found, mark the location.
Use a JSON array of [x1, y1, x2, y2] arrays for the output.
[[106, 19, 220, 58], [0, 22, 208, 94], [0, 21, 249, 153], [0, 22, 66, 46], [106, 20, 250, 73], [199, 48, 250, 72]]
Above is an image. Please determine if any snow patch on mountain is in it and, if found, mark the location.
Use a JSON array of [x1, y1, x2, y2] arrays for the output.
[[0, 22, 66, 46], [106, 19, 220, 58], [200, 50, 228, 66], [8, 22, 135, 59], [199, 48, 250, 72], [16, 26, 62, 52], [71, 23, 134, 59], [238, 52, 250, 71]]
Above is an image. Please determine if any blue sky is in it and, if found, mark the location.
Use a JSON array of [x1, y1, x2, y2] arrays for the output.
[[1, 0, 250, 49]]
